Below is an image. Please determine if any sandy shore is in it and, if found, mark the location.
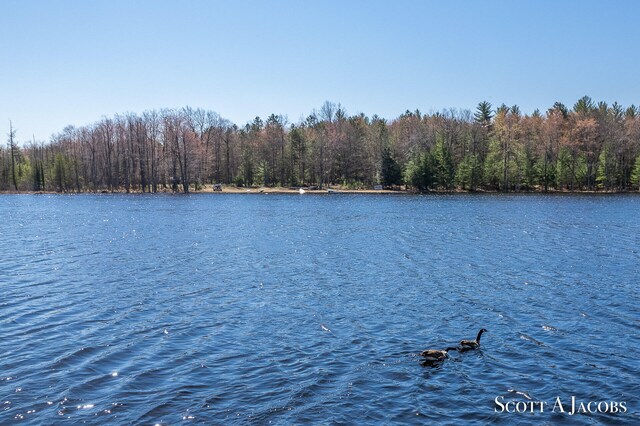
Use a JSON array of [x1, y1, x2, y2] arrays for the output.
[[2, 185, 637, 195], [0, 185, 405, 195], [209, 185, 402, 194]]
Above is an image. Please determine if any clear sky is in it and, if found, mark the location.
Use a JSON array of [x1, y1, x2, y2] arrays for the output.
[[1, 0, 639, 142]]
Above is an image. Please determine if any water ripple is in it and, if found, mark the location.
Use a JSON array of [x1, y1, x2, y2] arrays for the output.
[[0, 194, 638, 424]]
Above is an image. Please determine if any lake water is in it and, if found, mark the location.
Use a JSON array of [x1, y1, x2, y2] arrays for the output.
[[1, 194, 638, 424]]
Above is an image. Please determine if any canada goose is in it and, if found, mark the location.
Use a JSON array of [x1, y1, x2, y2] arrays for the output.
[[459, 328, 488, 350], [420, 347, 459, 362]]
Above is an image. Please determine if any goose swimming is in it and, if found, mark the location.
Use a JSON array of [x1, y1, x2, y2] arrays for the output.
[[420, 347, 459, 362], [459, 328, 488, 350]]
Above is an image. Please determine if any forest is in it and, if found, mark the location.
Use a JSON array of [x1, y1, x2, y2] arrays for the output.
[[2, 96, 640, 193]]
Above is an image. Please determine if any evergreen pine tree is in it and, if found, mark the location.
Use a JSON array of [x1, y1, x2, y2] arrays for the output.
[[474, 101, 493, 127], [631, 156, 640, 191], [432, 136, 455, 190], [381, 147, 402, 186]]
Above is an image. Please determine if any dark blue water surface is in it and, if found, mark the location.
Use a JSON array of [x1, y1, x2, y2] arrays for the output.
[[1, 194, 639, 425]]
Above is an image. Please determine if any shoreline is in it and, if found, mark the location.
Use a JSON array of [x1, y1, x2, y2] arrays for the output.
[[1, 185, 638, 196]]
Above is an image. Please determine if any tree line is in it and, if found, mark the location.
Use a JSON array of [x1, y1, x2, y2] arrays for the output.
[[2, 97, 640, 193]]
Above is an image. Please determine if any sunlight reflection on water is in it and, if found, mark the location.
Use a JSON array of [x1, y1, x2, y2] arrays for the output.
[[0, 193, 639, 424]]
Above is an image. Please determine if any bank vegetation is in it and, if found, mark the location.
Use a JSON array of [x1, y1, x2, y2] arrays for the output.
[[2, 97, 640, 193]]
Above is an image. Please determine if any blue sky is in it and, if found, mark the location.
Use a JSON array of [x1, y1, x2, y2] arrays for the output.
[[1, 0, 639, 141]]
